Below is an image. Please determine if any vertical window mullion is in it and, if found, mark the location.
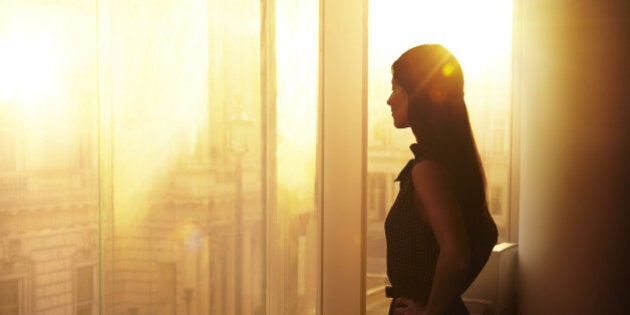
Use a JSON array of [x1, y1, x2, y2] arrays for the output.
[[321, 0, 367, 314]]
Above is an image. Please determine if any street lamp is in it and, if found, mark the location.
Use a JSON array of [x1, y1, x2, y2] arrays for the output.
[[228, 108, 254, 315]]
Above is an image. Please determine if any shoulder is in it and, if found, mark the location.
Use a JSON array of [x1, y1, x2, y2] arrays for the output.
[[411, 159, 452, 191]]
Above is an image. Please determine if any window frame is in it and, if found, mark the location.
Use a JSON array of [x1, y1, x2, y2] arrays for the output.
[[0, 275, 29, 315], [319, 0, 368, 314]]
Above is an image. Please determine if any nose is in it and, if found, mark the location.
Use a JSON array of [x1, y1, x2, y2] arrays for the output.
[[387, 94, 393, 106]]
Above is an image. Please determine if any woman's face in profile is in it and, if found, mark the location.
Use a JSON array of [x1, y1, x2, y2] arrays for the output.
[[387, 78, 410, 128]]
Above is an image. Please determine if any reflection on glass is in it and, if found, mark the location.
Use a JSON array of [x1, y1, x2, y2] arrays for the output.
[[367, 0, 513, 312], [0, 0, 319, 314]]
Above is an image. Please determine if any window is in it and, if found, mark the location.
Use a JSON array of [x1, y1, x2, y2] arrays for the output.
[[156, 263, 176, 315], [1, 0, 320, 314], [98, 0, 319, 313], [75, 265, 95, 315], [367, 173, 391, 222], [0, 279, 19, 315], [367, 0, 515, 312]]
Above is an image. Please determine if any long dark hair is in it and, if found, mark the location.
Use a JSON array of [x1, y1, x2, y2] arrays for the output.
[[392, 44, 487, 213]]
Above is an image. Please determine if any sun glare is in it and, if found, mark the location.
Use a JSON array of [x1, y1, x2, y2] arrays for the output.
[[369, 0, 513, 81], [0, 32, 63, 103], [0, 3, 74, 104]]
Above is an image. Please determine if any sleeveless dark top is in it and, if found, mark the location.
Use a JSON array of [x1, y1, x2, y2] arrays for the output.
[[384, 143, 498, 306]]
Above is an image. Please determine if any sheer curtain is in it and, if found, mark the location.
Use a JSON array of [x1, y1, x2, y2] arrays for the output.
[[0, 0, 319, 314]]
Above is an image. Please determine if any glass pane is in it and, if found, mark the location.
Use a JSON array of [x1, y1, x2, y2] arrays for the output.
[[99, 0, 320, 314], [2, 0, 320, 314], [366, 0, 513, 312], [101, 0, 267, 314], [273, 0, 320, 313], [0, 1, 100, 315]]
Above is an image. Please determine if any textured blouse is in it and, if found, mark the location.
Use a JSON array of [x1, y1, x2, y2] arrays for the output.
[[384, 144, 439, 305], [384, 143, 498, 305]]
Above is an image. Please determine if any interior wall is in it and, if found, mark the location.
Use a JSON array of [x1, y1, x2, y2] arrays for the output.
[[518, 0, 629, 314]]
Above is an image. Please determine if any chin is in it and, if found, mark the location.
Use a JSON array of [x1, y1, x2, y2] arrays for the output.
[[394, 121, 409, 129]]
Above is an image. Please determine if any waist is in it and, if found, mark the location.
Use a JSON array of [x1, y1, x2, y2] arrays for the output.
[[385, 285, 424, 300]]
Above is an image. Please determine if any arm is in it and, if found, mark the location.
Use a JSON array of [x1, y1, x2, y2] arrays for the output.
[[412, 160, 471, 315]]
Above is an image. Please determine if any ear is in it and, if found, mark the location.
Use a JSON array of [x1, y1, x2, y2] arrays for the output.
[[429, 82, 448, 103]]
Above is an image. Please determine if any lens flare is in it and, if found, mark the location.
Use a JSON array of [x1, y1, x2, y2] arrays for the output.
[[180, 223, 202, 250], [442, 63, 455, 77]]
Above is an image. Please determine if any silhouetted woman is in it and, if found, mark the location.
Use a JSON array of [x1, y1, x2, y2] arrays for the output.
[[384, 44, 498, 315]]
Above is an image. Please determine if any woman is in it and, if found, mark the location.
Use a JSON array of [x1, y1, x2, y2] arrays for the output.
[[384, 44, 498, 315]]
